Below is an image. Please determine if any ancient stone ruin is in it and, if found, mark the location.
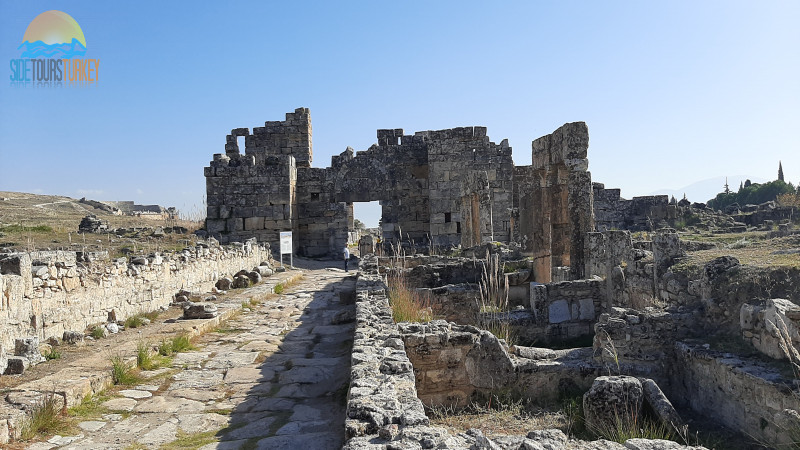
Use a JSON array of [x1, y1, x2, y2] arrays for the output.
[[204, 108, 593, 282]]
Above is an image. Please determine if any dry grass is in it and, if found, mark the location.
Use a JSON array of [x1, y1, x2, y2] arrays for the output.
[[677, 233, 800, 271], [429, 395, 575, 437], [478, 251, 515, 346], [387, 271, 433, 323], [19, 391, 73, 440], [0, 191, 202, 255], [386, 245, 433, 323]]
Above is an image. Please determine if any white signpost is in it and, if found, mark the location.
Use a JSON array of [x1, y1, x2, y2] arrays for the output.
[[279, 231, 293, 268]]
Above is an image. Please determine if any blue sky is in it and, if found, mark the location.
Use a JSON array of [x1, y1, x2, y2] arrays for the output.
[[1, 1, 798, 227]]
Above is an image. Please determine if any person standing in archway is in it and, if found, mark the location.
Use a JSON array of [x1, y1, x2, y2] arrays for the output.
[[343, 246, 350, 272]]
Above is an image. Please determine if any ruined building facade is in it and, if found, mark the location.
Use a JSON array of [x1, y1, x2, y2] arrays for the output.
[[205, 108, 593, 282]]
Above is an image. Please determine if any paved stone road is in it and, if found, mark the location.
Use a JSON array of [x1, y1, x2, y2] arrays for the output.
[[30, 259, 356, 450]]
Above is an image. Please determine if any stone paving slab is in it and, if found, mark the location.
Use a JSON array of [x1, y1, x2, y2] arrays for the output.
[[18, 260, 353, 449]]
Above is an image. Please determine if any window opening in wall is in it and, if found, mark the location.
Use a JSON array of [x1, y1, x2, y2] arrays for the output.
[[237, 136, 245, 155], [444, 212, 451, 223]]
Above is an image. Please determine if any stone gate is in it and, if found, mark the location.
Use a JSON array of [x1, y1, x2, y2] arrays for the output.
[[204, 108, 593, 282]]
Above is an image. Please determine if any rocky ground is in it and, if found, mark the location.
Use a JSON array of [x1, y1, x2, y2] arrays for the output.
[[12, 258, 356, 449]]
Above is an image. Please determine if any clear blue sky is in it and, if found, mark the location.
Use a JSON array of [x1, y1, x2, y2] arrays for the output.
[[1, 1, 798, 227]]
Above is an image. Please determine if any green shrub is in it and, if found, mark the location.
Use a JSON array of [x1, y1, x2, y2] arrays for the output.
[[125, 315, 145, 329], [90, 326, 105, 339], [273, 283, 284, 295], [0, 224, 53, 233], [110, 355, 142, 385], [43, 348, 62, 360], [159, 334, 195, 356], [20, 391, 69, 440]]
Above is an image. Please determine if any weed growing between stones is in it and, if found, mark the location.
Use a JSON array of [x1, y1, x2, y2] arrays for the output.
[[159, 429, 219, 449], [68, 392, 111, 419], [597, 329, 621, 375], [767, 315, 800, 446], [386, 244, 433, 323], [43, 347, 62, 360], [90, 325, 106, 339], [273, 283, 284, 294], [587, 403, 676, 443], [20, 391, 71, 440], [158, 334, 196, 356], [478, 251, 515, 347], [124, 314, 147, 328], [110, 355, 143, 386], [136, 341, 171, 370]]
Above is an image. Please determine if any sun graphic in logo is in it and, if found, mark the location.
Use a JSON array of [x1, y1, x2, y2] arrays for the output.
[[18, 10, 87, 59]]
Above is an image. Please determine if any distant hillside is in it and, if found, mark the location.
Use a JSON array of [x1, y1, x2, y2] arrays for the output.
[[649, 175, 769, 204]]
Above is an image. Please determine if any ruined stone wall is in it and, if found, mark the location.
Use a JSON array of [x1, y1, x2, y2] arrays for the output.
[[424, 127, 514, 248], [515, 122, 593, 282], [673, 342, 800, 448], [528, 279, 604, 344], [206, 108, 310, 247], [205, 153, 297, 247], [585, 229, 685, 309], [593, 307, 698, 386], [207, 109, 594, 262], [0, 240, 266, 372], [592, 183, 673, 231]]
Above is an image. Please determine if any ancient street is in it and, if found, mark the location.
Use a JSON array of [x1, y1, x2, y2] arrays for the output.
[[26, 259, 355, 450]]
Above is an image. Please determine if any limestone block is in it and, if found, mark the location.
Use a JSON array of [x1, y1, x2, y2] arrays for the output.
[[206, 219, 226, 233], [579, 298, 596, 320], [4, 357, 29, 374], [548, 299, 570, 324], [183, 302, 218, 319], [244, 217, 265, 231], [583, 376, 643, 433], [15, 337, 44, 364], [226, 218, 244, 232]]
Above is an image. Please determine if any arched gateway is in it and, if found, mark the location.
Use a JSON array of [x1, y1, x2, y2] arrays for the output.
[[204, 108, 593, 282]]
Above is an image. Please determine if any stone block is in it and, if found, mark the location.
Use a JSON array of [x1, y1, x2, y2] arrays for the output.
[[244, 217, 265, 231], [4, 357, 29, 375], [548, 299, 570, 324]]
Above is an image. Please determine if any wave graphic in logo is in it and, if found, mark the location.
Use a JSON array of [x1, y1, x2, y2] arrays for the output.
[[18, 38, 87, 59], [19, 10, 87, 59]]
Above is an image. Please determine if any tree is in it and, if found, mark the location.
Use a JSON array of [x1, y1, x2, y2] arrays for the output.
[[779, 161, 785, 182], [708, 179, 796, 210], [353, 218, 366, 231]]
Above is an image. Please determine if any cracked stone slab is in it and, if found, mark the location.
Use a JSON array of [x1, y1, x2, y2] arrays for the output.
[[254, 432, 342, 449], [101, 397, 137, 412], [178, 413, 230, 434], [78, 420, 107, 432], [223, 366, 273, 383], [170, 369, 224, 389], [220, 415, 276, 441], [134, 395, 205, 413], [204, 351, 260, 369], [119, 389, 153, 399], [137, 421, 178, 447]]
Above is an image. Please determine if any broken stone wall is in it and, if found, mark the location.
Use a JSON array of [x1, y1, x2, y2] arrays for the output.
[[528, 279, 604, 345], [673, 342, 800, 448], [592, 183, 673, 231], [515, 122, 593, 283], [206, 108, 310, 247], [0, 240, 266, 373], [205, 153, 297, 247], [423, 127, 514, 248], [207, 109, 595, 264], [740, 298, 800, 360]]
